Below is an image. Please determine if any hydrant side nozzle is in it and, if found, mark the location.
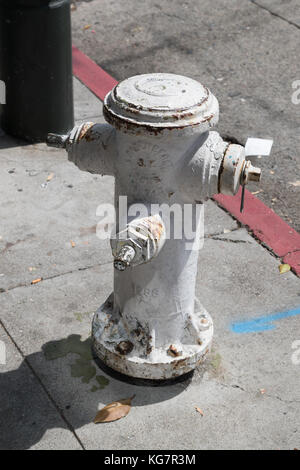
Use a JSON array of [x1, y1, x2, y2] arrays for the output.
[[113, 245, 136, 271], [241, 160, 262, 184], [46, 124, 85, 150], [46, 132, 70, 149], [66, 122, 117, 176], [219, 144, 262, 196], [219, 143, 246, 196], [111, 214, 166, 270]]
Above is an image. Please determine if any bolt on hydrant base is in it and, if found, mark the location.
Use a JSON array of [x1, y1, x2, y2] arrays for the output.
[[47, 73, 261, 382], [92, 293, 213, 380]]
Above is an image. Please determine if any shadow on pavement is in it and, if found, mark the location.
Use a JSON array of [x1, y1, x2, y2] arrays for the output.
[[0, 334, 194, 449], [0, 131, 33, 150]]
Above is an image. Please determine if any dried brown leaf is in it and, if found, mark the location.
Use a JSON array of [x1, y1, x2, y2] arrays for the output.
[[46, 172, 55, 182], [195, 406, 204, 416], [279, 264, 291, 274], [93, 395, 135, 424]]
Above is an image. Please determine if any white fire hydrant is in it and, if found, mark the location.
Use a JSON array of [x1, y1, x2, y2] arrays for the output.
[[48, 73, 261, 381]]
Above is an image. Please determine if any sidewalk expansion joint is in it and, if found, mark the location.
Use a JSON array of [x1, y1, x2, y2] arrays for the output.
[[0, 317, 86, 450], [0, 260, 112, 295], [249, 0, 300, 31]]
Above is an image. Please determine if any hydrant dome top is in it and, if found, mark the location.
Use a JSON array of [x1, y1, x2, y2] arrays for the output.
[[103, 73, 219, 135], [116, 73, 207, 110]]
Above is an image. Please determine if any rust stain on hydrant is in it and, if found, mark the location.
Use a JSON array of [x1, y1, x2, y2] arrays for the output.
[[116, 341, 134, 356], [167, 345, 182, 357]]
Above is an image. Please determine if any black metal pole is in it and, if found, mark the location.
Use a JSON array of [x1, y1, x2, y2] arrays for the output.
[[0, 0, 74, 142]]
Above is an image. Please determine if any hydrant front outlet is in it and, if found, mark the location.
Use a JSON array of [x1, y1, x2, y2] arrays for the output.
[[47, 73, 261, 381]]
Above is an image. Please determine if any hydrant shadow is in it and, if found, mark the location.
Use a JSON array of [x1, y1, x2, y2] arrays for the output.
[[93, 354, 195, 409], [0, 346, 88, 450], [0, 334, 195, 449], [92, 351, 194, 390]]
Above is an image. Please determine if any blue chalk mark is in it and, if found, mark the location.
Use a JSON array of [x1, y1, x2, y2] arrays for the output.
[[231, 306, 300, 334]]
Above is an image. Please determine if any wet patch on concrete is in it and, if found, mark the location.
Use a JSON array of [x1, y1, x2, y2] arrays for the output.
[[43, 334, 110, 389], [193, 348, 224, 382], [73, 311, 94, 322], [90, 375, 110, 392]]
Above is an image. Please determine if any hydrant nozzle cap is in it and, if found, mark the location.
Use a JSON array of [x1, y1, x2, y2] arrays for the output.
[[103, 73, 219, 135]]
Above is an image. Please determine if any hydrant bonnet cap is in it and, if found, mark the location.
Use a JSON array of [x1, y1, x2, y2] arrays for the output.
[[103, 73, 219, 135]]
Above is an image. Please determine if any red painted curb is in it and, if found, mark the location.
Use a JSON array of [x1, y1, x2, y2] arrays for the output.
[[72, 47, 300, 277], [214, 190, 300, 276], [72, 46, 118, 101]]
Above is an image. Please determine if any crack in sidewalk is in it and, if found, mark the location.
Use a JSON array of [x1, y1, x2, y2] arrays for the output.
[[212, 199, 300, 278], [282, 248, 300, 257], [206, 236, 250, 244], [249, 0, 300, 30], [220, 381, 300, 405]]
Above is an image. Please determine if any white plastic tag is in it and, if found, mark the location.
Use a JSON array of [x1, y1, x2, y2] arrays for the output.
[[245, 138, 273, 157]]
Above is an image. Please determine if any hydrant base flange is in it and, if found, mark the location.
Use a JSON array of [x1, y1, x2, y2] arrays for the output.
[[92, 351, 195, 387], [92, 293, 213, 381]]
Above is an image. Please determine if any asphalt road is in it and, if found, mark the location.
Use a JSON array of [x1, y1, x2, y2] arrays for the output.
[[72, 0, 300, 232]]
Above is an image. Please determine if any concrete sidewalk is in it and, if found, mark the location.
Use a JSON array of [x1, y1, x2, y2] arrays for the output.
[[0, 78, 299, 450]]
